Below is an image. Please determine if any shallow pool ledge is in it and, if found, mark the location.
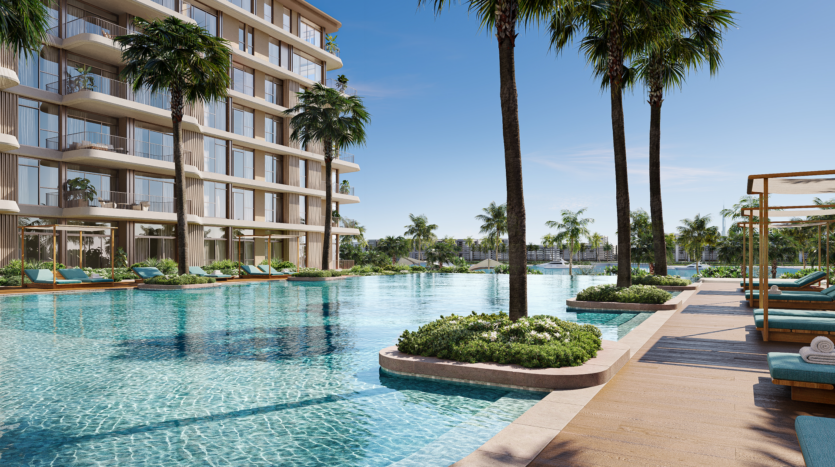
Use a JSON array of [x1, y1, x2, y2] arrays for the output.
[[566, 286, 699, 312], [379, 340, 630, 392]]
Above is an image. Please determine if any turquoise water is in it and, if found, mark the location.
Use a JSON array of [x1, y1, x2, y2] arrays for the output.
[[0, 274, 644, 466]]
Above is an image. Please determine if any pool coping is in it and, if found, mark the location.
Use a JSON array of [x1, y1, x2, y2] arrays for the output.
[[286, 275, 356, 282], [136, 283, 223, 291]]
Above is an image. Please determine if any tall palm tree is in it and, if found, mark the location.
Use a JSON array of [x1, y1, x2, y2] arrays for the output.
[[549, 0, 678, 287], [464, 236, 476, 261], [546, 208, 593, 275], [677, 213, 719, 273], [633, 1, 735, 277], [0, 0, 51, 54], [404, 214, 438, 262], [476, 202, 508, 263], [285, 83, 370, 270], [115, 17, 230, 274], [588, 232, 603, 262], [542, 233, 557, 261], [340, 218, 367, 248], [418, 0, 552, 320]]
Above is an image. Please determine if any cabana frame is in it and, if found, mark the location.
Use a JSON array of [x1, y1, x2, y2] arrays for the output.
[[19, 224, 117, 289], [235, 233, 301, 279]]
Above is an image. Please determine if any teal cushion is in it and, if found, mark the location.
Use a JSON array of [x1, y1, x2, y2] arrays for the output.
[[189, 266, 209, 276], [797, 271, 828, 286], [25, 269, 53, 282], [823, 285, 835, 297], [58, 269, 91, 281], [132, 267, 163, 279], [754, 309, 835, 319], [241, 265, 267, 275], [769, 353, 835, 385], [796, 416, 835, 467], [745, 291, 833, 302], [739, 279, 799, 287], [755, 315, 835, 332], [258, 265, 282, 275], [87, 278, 113, 283]]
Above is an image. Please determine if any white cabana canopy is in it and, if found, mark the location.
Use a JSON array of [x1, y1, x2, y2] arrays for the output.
[[748, 170, 835, 195], [469, 258, 503, 271], [396, 257, 423, 266]]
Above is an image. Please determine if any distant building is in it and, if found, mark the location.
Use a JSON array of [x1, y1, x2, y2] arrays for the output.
[[366, 237, 615, 262]]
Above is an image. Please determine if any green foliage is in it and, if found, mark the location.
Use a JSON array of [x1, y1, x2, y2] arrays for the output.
[[424, 238, 460, 269], [66, 177, 98, 202], [397, 312, 602, 369], [0, 275, 20, 287], [82, 267, 135, 282], [259, 259, 296, 271], [410, 265, 426, 272], [698, 266, 742, 278], [631, 275, 691, 286], [2, 259, 22, 277], [115, 248, 128, 268], [576, 284, 672, 304], [781, 268, 835, 279], [145, 274, 216, 285], [293, 270, 347, 278], [132, 258, 178, 274], [0, 0, 52, 54], [494, 264, 543, 275]]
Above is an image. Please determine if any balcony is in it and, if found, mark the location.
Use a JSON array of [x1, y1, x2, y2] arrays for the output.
[[49, 132, 194, 165], [335, 151, 355, 164], [64, 189, 188, 214], [335, 185, 355, 196], [61, 17, 131, 63], [326, 78, 357, 97], [48, 75, 171, 110]]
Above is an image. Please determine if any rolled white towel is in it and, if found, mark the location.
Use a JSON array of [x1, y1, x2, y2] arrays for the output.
[[769, 285, 782, 295], [811, 336, 835, 353], [800, 346, 835, 365]]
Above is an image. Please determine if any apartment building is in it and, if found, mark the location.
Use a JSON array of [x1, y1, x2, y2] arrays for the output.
[[390, 237, 614, 262], [0, 0, 360, 269]]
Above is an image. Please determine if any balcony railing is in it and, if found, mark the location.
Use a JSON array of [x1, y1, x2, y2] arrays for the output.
[[64, 16, 128, 40], [335, 151, 355, 164], [64, 189, 189, 214], [326, 78, 357, 97], [335, 185, 355, 196], [47, 75, 170, 111], [49, 132, 193, 165], [150, 0, 177, 11]]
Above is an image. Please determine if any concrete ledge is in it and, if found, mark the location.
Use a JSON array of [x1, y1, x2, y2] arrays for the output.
[[567, 289, 697, 312], [136, 283, 221, 291], [287, 275, 354, 282], [657, 281, 702, 291], [379, 340, 630, 392]]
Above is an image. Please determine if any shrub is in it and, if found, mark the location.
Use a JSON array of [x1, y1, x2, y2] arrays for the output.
[[2, 276, 21, 287], [781, 268, 834, 279], [410, 266, 426, 272], [576, 284, 672, 304], [632, 275, 691, 286], [131, 258, 178, 274], [294, 270, 345, 278], [382, 264, 409, 272], [83, 267, 135, 282], [145, 275, 215, 285], [2, 259, 22, 277], [261, 259, 296, 271], [698, 266, 741, 279], [397, 311, 602, 368], [494, 264, 543, 275]]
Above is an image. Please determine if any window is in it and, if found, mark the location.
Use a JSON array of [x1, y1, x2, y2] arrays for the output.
[[66, 220, 112, 268], [18, 46, 58, 91], [263, 0, 272, 23], [67, 109, 118, 148], [238, 24, 253, 54], [18, 157, 59, 206], [233, 229, 255, 265], [299, 159, 306, 188], [299, 234, 306, 267], [204, 99, 227, 132], [232, 65, 254, 96], [204, 226, 227, 263], [204, 181, 227, 218], [229, 0, 252, 13], [293, 52, 322, 82], [265, 154, 281, 184], [43, 0, 59, 34], [299, 18, 321, 48], [18, 98, 58, 149], [135, 124, 174, 162], [134, 223, 176, 263], [265, 192, 281, 223], [135, 173, 175, 213], [283, 7, 291, 33], [269, 38, 280, 67], [265, 76, 282, 105], [66, 55, 119, 96], [203, 136, 227, 175], [232, 187, 254, 221], [66, 165, 115, 205], [190, 5, 217, 36], [233, 105, 254, 138], [19, 217, 61, 263], [265, 115, 282, 144], [232, 147, 254, 179], [299, 195, 306, 225]]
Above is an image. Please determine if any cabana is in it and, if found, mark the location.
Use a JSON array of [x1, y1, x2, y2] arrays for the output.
[[746, 170, 835, 341], [19, 224, 117, 289], [235, 233, 300, 279], [469, 258, 503, 271]]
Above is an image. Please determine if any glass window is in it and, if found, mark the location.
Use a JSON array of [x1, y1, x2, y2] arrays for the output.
[[265, 192, 281, 223], [229, 0, 252, 13], [203, 136, 227, 175], [265, 115, 281, 144], [66, 164, 115, 205], [67, 109, 118, 148], [299, 159, 306, 188], [135, 173, 175, 213], [233, 233, 255, 265], [299, 195, 305, 225], [238, 24, 253, 54], [18, 157, 58, 206], [299, 18, 321, 48], [204, 181, 227, 218], [265, 154, 281, 184], [232, 187, 254, 221], [134, 125, 174, 162], [204, 226, 227, 264], [263, 0, 272, 22], [283, 7, 291, 33], [232, 147, 254, 179], [67, 228, 112, 268], [204, 99, 227, 132], [233, 106, 254, 138], [269, 38, 280, 66], [299, 234, 306, 267], [18, 46, 59, 91], [190, 5, 217, 36], [265, 76, 282, 105], [232, 65, 254, 96], [293, 52, 322, 82], [18, 98, 58, 149], [134, 223, 176, 263]]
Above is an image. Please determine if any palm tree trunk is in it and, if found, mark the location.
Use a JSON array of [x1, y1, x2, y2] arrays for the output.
[[569, 239, 573, 275], [649, 84, 667, 277], [171, 88, 188, 275], [608, 21, 631, 288], [496, 0, 527, 321], [322, 141, 333, 270]]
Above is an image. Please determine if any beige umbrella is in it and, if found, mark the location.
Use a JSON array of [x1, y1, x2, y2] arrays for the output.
[[469, 258, 503, 271], [396, 257, 423, 266]]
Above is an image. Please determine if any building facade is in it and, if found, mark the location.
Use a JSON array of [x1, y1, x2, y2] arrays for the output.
[[387, 237, 615, 262], [0, 0, 360, 269]]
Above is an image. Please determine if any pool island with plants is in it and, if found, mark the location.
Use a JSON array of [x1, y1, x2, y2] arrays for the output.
[[567, 276, 699, 312]]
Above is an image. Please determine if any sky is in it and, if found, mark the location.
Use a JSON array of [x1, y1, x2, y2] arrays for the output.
[[316, 0, 835, 244]]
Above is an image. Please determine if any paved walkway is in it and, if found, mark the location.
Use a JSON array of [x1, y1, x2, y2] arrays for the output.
[[529, 281, 835, 466]]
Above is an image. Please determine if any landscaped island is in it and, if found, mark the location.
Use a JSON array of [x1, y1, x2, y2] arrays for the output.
[[397, 312, 602, 368], [577, 284, 672, 304]]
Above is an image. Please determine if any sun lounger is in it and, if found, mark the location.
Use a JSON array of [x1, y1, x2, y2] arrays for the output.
[[740, 271, 826, 291], [189, 267, 231, 280], [58, 268, 114, 283], [746, 286, 835, 310], [258, 265, 285, 275], [769, 353, 835, 404], [240, 265, 270, 277], [24, 269, 83, 288], [795, 416, 835, 466], [754, 309, 835, 343], [131, 267, 164, 283]]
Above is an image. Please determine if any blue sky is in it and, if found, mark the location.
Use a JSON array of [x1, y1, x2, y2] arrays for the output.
[[319, 0, 834, 244]]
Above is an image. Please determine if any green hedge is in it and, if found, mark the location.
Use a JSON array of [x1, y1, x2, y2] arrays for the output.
[[145, 275, 216, 285], [293, 270, 348, 278], [397, 312, 602, 368], [631, 275, 691, 286], [576, 284, 672, 304], [698, 266, 741, 278]]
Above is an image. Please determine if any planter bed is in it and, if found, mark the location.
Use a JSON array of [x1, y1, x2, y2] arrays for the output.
[[567, 289, 697, 312], [656, 282, 702, 292], [379, 339, 631, 391], [287, 275, 354, 282], [136, 283, 221, 291]]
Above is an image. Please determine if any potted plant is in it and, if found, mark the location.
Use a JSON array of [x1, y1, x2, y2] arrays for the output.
[[325, 34, 339, 55], [66, 177, 97, 207], [70, 65, 96, 93], [332, 211, 341, 227], [339, 180, 351, 194], [336, 74, 349, 93]]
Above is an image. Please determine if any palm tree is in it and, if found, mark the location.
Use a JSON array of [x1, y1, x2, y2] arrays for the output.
[[603, 242, 613, 261], [376, 236, 411, 264], [633, 0, 735, 277], [588, 232, 603, 262], [476, 202, 508, 263], [340, 218, 367, 248], [404, 214, 438, 262], [115, 17, 230, 274], [542, 233, 557, 261], [677, 213, 720, 273], [0, 0, 51, 54], [546, 208, 593, 275], [418, 0, 551, 320], [464, 236, 476, 261]]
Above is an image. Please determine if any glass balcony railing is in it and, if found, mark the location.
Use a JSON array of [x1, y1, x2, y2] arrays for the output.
[[335, 151, 355, 163], [46, 75, 170, 111], [64, 16, 128, 40], [64, 189, 190, 214], [335, 185, 355, 196], [49, 132, 193, 165]]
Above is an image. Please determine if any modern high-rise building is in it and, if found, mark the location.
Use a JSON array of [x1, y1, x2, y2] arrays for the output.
[[0, 0, 360, 269]]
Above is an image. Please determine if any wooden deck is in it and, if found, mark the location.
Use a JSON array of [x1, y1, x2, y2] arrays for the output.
[[529, 281, 835, 467]]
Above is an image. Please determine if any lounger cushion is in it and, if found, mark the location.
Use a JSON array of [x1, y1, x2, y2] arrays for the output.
[[795, 416, 835, 467], [258, 265, 282, 275], [189, 266, 209, 276], [754, 309, 835, 319], [241, 265, 268, 275], [740, 271, 826, 288], [739, 279, 803, 287], [823, 285, 835, 297], [745, 291, 833, 302], [132, 267, 164, 279], [768, 353, 835, 386], [58, 269, 114, 283], [755, 315, 835, 332], [24, 269, 83, 284]]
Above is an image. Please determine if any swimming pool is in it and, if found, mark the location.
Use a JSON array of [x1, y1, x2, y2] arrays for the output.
[[0, 274, 644, 466]]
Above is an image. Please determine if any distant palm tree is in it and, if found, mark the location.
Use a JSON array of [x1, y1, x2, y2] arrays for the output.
[[546, 208, 594, 275], [464, 236, 476, 261], [340, 218, 367, 248], [476, 202, 507, 263], [588, 232, 603, 262], [377, 236, 411, 264], [0, 0, 51, 54], [285, 83, 370, 270], [404, 214, 438, 261], [603, 242, 613, 260], [115, 17, 231, 274], [541, 233, 557, 261], [677, 213, 720, 273]]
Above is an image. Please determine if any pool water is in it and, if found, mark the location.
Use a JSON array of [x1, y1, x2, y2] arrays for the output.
[[0, 274, 644, 466]]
